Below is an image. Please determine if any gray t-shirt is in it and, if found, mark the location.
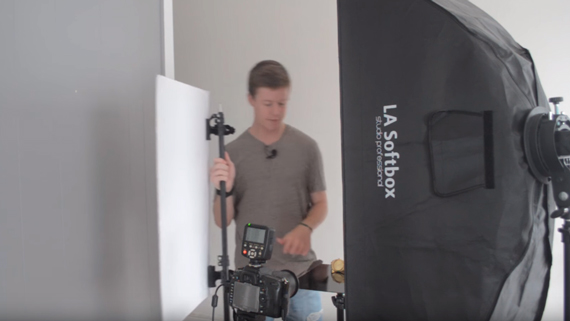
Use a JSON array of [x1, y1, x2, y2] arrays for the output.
[[226, 125, 326, 276]]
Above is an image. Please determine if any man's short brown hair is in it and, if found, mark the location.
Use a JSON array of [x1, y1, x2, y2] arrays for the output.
[[248, 60, 290, 97]]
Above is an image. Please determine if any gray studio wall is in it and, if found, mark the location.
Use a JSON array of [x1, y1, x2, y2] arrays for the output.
[[172, 1, 343, 320], [0, 1, 164, 320]]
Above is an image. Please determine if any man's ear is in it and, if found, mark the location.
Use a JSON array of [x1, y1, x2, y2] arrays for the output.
[[247, 93, 255, 106]]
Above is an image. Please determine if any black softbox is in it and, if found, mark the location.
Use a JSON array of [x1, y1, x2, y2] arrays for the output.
[[338, 0, 555, 320]]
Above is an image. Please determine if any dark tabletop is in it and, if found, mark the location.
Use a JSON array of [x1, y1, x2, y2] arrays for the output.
[[298, 263, 345, 294]]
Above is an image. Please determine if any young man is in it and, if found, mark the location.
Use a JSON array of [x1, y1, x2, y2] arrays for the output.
[[210, 60, 328, 321]]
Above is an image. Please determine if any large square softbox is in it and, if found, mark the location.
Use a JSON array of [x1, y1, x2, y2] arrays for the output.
[[338, 0, 555, 320]]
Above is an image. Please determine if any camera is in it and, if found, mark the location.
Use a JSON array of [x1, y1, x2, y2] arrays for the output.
[[229, 224, 299, 321]]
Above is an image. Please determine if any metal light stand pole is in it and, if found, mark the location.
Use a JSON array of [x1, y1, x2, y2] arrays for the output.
[[547, 97, 570, 321], [538, 96, 570, 321], [525, 96, 570, 321], [558, 214, 570, 321], [207, 107, 235, 321], [332, 293, 345, 321]]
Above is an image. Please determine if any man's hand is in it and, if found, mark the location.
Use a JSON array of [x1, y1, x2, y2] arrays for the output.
[[210, 152, 236, 191], [276, 225, 312, 256]]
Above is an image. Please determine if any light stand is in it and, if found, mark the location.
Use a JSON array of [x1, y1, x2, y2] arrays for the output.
[[548, 97, 570, 321], [524, 97, 570, 321], [559, 215, 570, 321], [332, 293, 345, 321], [207, 109, 235, 321]]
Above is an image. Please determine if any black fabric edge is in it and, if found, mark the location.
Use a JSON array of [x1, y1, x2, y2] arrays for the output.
[[489, 185, 551, 320], [533, 184, 554, 321], [488, 224, 535, 321], [336, 0, 350, 314]]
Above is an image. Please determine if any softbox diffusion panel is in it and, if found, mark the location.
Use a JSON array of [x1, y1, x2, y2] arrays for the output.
[[338, 1, 555, 320]]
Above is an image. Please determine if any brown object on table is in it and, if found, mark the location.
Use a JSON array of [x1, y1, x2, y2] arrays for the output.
[[331, 258, 345, 274], [331, 272, 345, 283]]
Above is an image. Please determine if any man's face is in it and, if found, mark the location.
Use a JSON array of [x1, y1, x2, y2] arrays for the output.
[[248, 86, 290, 132]]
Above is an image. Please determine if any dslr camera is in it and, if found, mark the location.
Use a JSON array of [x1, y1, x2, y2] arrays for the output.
[[229, 224, 299, 321]]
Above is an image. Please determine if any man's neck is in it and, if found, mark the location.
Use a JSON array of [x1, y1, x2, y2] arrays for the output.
[[248, 123, 286, 146]]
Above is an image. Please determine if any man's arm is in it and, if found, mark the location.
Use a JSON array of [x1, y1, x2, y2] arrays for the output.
[[303, 141, 328, 230], [277, 191, 328, 256], [302, 191, 328, 230], [210, 152, 236, 227], [213, 195, 235, 228]]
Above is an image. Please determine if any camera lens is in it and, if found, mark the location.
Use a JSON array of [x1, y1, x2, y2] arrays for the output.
[[271, 270, 299, 298]]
